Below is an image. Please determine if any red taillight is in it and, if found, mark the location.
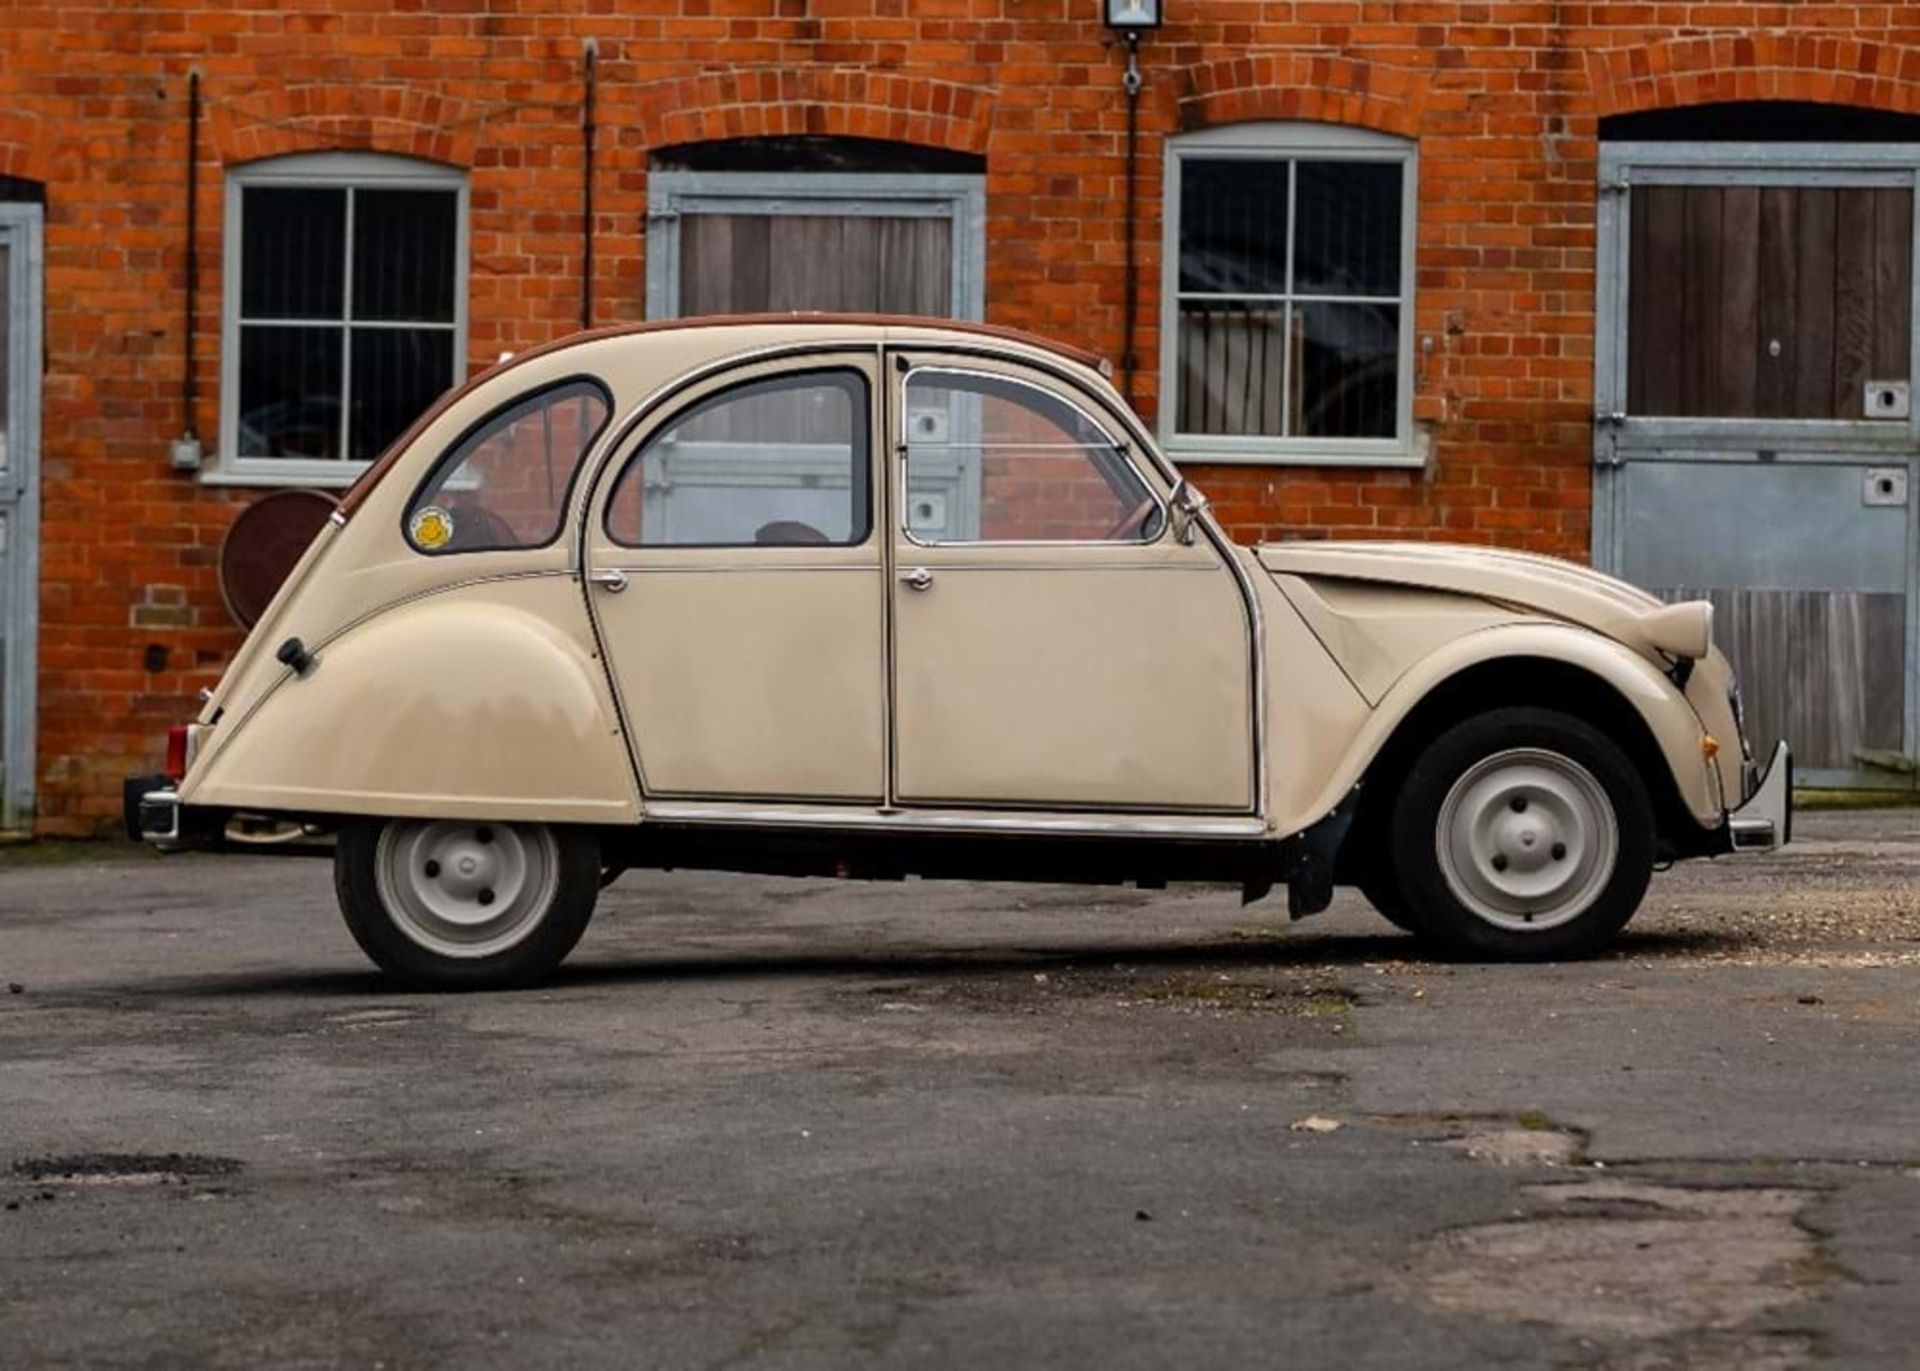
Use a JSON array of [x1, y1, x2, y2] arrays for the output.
[[165, 725, 189, 781]]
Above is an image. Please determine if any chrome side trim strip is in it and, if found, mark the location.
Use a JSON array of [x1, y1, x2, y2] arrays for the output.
[[642, 803, 1270, 840]]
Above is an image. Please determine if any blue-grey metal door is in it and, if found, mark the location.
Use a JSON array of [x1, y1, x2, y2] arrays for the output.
[[1594, 143, 1920, 790], [0, 203, 42, 830]]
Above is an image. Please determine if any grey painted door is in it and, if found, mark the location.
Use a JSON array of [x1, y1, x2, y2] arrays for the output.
[[1594, 144, 1920, 790], [0, 203, 43, 830]]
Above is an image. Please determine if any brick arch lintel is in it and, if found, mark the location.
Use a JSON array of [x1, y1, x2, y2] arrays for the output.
[[1586, 34, 1920, 120], [0, 113, 57, 186], [612, 67, 995, 170], [1175, 54, 1423, 139], [203, 84, 493, 170]]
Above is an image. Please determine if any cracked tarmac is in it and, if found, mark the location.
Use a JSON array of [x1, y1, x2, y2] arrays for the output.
[[1, 808, 1917, 1368]]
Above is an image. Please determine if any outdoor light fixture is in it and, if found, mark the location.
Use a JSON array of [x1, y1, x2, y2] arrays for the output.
[[1105, 0, 1161, 402], [1103, 0, 1163, 32]]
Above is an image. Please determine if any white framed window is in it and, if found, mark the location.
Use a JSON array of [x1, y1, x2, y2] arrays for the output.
[[215, 152, 468, 486], [1160, 123, 1418, 466]]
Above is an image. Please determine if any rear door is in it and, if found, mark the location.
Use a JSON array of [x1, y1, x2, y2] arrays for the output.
[[584, 350, 888, 802]]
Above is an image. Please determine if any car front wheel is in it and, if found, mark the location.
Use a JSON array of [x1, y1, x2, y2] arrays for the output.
[[335, 819, 600, 989], [1387, 708, 1656, 960]]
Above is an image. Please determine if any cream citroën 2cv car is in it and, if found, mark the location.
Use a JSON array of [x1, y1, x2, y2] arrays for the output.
[[128, 316, 1791, 989]]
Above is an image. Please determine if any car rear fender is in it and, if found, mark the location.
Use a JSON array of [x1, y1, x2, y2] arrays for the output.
[[182, 575, 639, 824]]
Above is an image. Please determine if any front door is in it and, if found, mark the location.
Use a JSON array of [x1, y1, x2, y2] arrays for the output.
[[0, 202, 41, 832], [1594, 142, 1920, 789], [586, 352, 888, 802], [888, 355, 1257, 812]]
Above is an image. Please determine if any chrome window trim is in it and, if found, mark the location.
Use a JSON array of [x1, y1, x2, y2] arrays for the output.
[[641, 801, 1269, 840]]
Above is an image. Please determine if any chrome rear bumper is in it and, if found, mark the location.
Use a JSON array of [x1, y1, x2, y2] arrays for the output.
[[1727, 740, 1792, 853]]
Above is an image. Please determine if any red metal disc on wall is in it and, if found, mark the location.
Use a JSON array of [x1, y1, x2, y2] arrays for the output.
[[217, 489, 339, 629]]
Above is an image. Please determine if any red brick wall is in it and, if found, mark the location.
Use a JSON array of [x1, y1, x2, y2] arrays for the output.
[[4, 3, 1919, 832]]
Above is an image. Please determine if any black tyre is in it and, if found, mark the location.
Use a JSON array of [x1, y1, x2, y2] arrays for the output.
[[334, 818, 601, 990], [1389, 707, 1655, 960], [1360, 872, 1423, 934]]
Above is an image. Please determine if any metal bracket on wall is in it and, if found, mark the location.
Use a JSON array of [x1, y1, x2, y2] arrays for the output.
[[1592, 410, 1627, 467]]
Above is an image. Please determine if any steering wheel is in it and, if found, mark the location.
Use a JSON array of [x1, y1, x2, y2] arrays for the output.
[[445, 504, 522, 552], [1102, 496, 1158, 542]]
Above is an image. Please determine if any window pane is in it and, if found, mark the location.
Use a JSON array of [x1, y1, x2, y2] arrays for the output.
[[1294, 301, 1399, 439], [905, 371, 1158, 543], [1175, 303, 1287, 437], [348, 327, 456, 461], [407, 380, 610, 554], [354, 189, 459, 323], [241, 187, 346, 319], [1293, 161, 1403, 297], [1178, 158, 1289, 296], [607, 371, 869, 547], [237, 325, 343, 459]]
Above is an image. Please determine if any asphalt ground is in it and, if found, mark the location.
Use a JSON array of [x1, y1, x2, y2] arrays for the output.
[[1, 810, 1917, 1369]]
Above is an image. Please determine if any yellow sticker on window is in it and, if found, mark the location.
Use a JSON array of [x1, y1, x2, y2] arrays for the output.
[[410, 506, 454, 551]]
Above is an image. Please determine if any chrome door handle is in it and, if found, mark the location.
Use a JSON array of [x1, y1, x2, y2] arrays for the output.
[[589, 569, 629, 594], [899, 566, 934, 592]]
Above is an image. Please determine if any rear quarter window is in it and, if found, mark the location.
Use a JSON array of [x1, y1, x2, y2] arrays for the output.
[[405, 378, 612, 554]]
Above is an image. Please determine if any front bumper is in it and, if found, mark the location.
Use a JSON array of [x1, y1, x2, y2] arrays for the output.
[[1726, 740, 1792, 853]]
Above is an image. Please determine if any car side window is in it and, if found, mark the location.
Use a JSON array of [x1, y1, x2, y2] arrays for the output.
[[902, 369, 1163, 544], [405, 379, 611, 554], [606, 369, 871, 548]]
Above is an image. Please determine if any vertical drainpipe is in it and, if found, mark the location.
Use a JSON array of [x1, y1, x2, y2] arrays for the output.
[[174, 70, 204, 470], [1120, 35, 1142, 407], [581, 38, 597, 334]]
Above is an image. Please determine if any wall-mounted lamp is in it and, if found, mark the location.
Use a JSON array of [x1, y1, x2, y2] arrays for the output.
[[1104, 1, 1163, 404], [1103, 0, 1163, 32]]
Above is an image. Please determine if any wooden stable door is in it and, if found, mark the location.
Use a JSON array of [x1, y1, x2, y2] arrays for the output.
[[1627, 184, 1913, 421], [1595, 144, 1920, 789]]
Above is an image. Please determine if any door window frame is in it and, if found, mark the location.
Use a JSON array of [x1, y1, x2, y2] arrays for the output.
[[0, 201, 42, 832], [897, 364, 1167, 549], [602, 365, 876, 550], [644, 171, 987, 322], [1595, 141, 1920, 457]]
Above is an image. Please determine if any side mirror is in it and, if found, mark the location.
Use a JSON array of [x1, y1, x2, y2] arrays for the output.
[[1169, 479, 1210, 545]]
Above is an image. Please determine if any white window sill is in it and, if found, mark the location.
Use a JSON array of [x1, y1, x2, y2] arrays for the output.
[[197, 461, 368, 490], [1161, 443, 1427, 470]]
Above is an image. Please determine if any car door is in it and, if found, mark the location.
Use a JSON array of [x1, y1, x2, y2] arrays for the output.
[[890, 353, 1257, 811], [584, 351, 887, 801]]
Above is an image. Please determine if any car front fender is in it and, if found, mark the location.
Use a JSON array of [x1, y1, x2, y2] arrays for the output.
[[1283, 620, 1722, 836]]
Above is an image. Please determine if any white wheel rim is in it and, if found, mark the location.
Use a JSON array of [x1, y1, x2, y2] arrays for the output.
[[374, 821, 559, 959], [1435, 748, 1618, 933]]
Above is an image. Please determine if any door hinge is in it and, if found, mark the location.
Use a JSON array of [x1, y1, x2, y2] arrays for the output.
[[1600, 169, 1631, 196]]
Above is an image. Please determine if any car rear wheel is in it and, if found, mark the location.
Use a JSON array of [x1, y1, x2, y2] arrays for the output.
[[1388, 708, 1655, 960], [335, 819, 600, 989]]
